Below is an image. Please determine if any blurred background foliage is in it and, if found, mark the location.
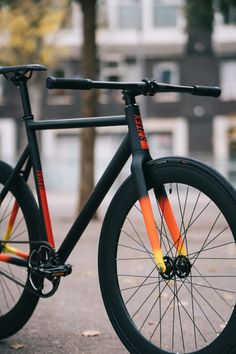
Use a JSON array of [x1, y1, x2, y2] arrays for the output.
[[0, 0, 71, 65]]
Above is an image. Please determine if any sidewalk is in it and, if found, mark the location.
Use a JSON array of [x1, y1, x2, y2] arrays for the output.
[[0, 192, 128, 354]]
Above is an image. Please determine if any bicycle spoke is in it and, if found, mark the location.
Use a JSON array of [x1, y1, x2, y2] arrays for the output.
[[126, 216, 153, 255], [150, 277, 207, 344], [184, 277, 219, 335], [176, 284, 186, 352], [121, 266, 158, 305], [190, 223, 229, 261], [133, 282, 160, 322], [120, 226, 154, 263], [121, 229, 149, 252], [189, 241, 234, 256], [171, 280, 177, 350], [0, 275, 12, 312], [117, 256, 152, 261], [156, 196, 175, 257], [175, 278, 236, 295], [191, 265, 234, 308], [118, 242, 153, 255], [120, 280, 160, 292]]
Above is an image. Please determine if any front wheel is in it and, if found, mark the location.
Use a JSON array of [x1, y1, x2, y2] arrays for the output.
[[99, 157, 236, 354]]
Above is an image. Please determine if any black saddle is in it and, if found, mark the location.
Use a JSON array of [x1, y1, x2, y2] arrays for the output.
[[0, 64, 47, 75], [0, 64, 47, 85]]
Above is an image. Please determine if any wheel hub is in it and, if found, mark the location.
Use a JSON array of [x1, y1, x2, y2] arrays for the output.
[[160, 255, 191, 280]]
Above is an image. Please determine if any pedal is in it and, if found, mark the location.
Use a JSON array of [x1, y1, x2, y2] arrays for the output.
[[33, 263, 72, 280], [28, 245, 72, 297]]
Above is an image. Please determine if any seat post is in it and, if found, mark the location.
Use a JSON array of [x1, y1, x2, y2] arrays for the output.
[[0, 64, 46, 118], [18, 78, 33, 119]]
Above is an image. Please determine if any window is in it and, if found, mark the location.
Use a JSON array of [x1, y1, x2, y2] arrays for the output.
[[153, 0, 178, 27], [125, 56, 137, 65], [97, 0, 108, 28], [154, 62, 179, 84], [118, 0, 142, 29], [160, 69, 172, 83], [106, 61, 118, 68], [221, 4, 236, 25], [226, 5, 236, 24], [107, 75, 120, 82], [220, 61, 236, 101], [153, 62, 180, 101]]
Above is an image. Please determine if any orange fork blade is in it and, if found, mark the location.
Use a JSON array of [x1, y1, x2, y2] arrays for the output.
[[158, 195, 187, 257], [139, 196, 166, 272]]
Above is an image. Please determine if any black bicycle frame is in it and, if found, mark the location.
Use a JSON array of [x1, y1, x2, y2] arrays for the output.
[[2, 78, 152, 265]]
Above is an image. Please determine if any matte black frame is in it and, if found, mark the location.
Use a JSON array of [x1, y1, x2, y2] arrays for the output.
[[1, 78, 152, 265], [30, 120, 131, 263], [0, 71, 221, 267]]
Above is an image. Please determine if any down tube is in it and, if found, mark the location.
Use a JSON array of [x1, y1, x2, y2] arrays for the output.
[[57, 134, 131, 263]]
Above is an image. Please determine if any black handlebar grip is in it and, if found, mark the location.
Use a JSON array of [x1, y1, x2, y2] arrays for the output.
[[192, 85, 221, 97], [46, 77, 92, 90]]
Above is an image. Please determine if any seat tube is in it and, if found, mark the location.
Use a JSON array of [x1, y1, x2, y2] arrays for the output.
[[124, 91, 166, 272], [19, 79, 55, 248], [27, 129, 55, 248]]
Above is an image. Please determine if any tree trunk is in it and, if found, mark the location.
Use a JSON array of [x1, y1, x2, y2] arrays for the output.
[[185, 0, 213, 54], [78, 0, 97, 212], [183, 0, 217, 157]]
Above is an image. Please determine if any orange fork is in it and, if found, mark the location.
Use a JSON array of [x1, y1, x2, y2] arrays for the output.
[[139, 195, 167, 272], [156, 186, 187, 257], [139, 186, 187, 274]]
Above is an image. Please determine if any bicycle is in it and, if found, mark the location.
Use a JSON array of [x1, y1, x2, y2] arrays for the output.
[[0, 64, 235, 354]]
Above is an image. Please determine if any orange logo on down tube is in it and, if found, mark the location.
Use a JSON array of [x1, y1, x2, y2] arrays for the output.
[[134, 114, 149, 149], [36, 170, 45, 191]]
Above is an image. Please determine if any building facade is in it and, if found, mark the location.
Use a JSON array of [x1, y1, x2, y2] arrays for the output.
[[0, 0, 236, 190]]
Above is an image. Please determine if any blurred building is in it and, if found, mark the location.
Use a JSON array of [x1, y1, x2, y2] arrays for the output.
[[0, 0, 236, 190]]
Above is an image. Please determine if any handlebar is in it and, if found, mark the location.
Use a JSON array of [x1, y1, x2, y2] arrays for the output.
[[46, 77, 221, 98]]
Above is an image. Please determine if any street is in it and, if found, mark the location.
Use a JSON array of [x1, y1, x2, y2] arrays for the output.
[[0, 193, 128, 354]]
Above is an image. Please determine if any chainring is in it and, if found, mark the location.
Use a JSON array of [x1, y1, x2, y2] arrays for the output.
[[28, 243, 60, 298]]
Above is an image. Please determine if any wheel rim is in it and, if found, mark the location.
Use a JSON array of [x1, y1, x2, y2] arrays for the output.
[[116, 182, 236, 353]]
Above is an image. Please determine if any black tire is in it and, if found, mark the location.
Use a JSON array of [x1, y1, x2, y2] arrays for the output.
[[99, 157, 236, 354], [0, 160, 41, 339]]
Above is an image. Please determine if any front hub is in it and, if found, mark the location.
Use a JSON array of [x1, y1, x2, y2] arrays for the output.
[[160, 255, 191, 280], [160, 256, 175, 280], [174, 255, 191, 278]]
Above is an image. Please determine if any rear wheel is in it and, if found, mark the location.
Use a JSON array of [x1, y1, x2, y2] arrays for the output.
[[99, 157, 236, 354], [0, 161, 40, 339]]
